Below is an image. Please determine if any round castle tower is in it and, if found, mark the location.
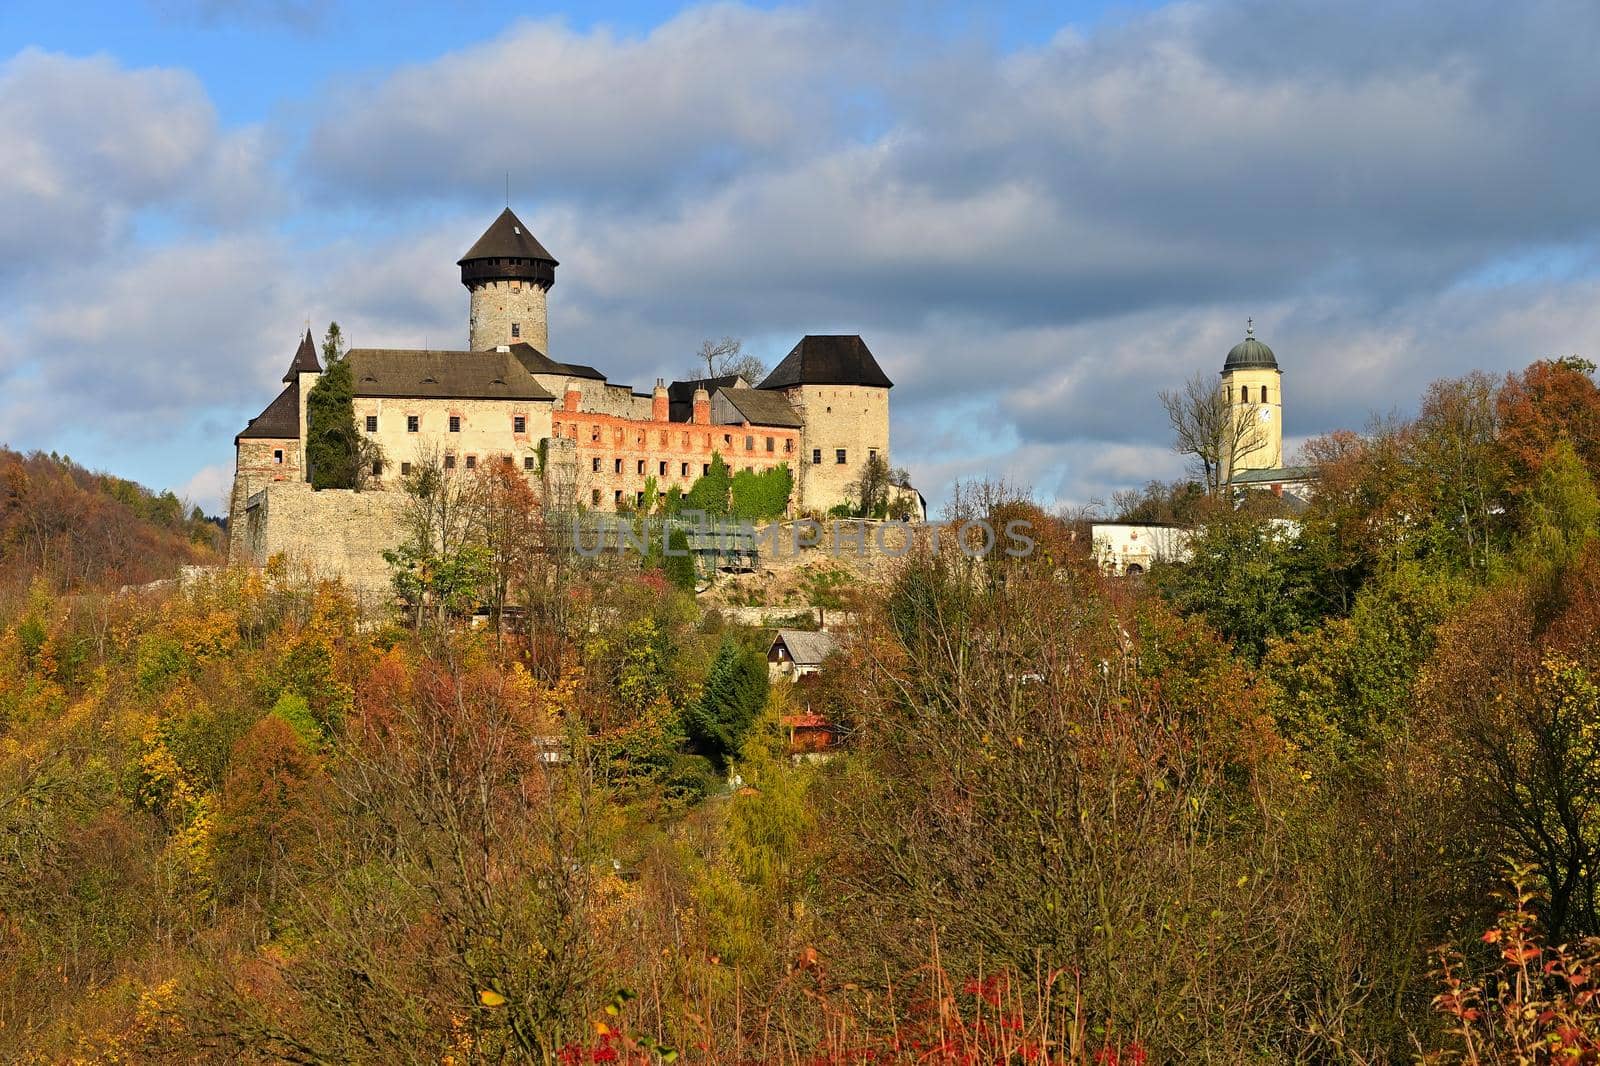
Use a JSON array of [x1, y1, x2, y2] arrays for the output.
[[1219, 318, 1284, 480], [459, 207, 559, 352]]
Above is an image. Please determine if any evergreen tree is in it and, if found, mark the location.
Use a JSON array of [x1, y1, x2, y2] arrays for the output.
[[685, 637, 769, 770], [683, 452, 732, 517], [304, 323, 365, 490], [662, 527, 697, 591]]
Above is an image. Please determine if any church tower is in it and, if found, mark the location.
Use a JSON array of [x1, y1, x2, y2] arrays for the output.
[[459, 208, 558, 352], [1219, 319, 1283, 481]]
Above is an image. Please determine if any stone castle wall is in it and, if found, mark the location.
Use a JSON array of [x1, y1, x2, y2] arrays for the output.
[[229, 436, 301, 560], [784, 384, 891, 512], [469, 278, 549, 352], [236, 481, 407, 594]]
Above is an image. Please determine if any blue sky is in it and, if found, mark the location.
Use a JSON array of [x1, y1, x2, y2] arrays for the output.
[[1, 0, 1597, 514]]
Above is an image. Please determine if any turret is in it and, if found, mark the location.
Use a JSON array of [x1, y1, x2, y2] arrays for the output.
[[652, 379, 669, 422], [692, 386, 711, 425], [458, 208, 558, 352]]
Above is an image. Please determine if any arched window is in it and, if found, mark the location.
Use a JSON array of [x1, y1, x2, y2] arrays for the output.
[[1240, 386, 1249, 403], [1261, 386, 1269, 403]]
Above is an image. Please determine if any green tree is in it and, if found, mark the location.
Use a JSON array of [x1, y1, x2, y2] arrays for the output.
[[1155, 508, 1327, 660], [1514, 437, 1600, 575], [683, 452, 732, 517], [662, 527, 697, 591], [730, 464, 792, 520], [686, 637, 769, 769], [304, 322, 372, 490], [845, 452, 891, 517]]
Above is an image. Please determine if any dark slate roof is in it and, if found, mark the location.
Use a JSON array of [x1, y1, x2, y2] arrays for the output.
[[458, 207, 558, 265], [237, 382, 299, 441], [282, 329, 322, 382], [505, 342, 605, 381], [758, 335, 892, 390], [346, 349, 554, 400], [667, 375, 741, 420], [1224, 323, 1279, 371], [771, 628, 837, 666], [719, 387, 802, 428], [1228, 464, 1318, 485]]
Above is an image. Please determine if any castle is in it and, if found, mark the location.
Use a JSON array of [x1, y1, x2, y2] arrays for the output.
[[229, 209, 912, 578]]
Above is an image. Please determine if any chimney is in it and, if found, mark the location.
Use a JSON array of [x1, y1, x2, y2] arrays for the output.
[[564, 383, 582, 413], [692, 386, 711, 425], [652, 378, 669, 422]]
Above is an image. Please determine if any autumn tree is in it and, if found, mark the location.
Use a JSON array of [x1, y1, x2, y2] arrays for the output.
[[1497, 356, 1600, 486], [1160, 370, 1267, 496]]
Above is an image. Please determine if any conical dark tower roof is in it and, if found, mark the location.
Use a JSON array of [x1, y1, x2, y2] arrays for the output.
[[282, 328, 322, 382], [458, 208, 558, 291]]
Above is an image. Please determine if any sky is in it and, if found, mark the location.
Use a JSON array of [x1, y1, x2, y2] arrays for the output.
[[1, 0, 1597, 516]]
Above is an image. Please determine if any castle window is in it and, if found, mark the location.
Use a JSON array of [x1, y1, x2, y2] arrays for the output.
[[1240, 386, 1249, 403], [401, 462, 412, 476], [592, 488, 601, 505], [812, 448, 822, 465], [659, 461, 668, 476], [465, 455, 476, 470], [869, 448, 878, 461], [273, 449, 284, 464], [444, 454, 456, 470], [614, 458, 622, 474], [765, 436, 774, 452], [1261, 386, 1269, 403], [636, 491, 645, 506], [745, 435, 754, 451], [449, 415, 461, 433], [513, 415, 526, 433], [614, 490, 623, 505], [591, 426, 600, 442], [836, 449, 847, 464], [407, 415, 419, 433], [636, 459, 645, 475], [592, 458, 601, 472], [723, 434, 732, 446], [524, 456, 535, 471], [371, 460, 383, 477], [501, 455, 513, 467], [785, 439, 793, 453], [681, 462, 690, 477], [365, 415, 378, 432], [703, 463, 710, 476]]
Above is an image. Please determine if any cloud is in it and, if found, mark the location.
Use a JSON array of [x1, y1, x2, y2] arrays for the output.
[[0, 49, 280, 282], [302, 5, 871, 205], [179, 462, 234, 516]]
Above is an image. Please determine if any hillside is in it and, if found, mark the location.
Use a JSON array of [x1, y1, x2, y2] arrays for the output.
[[0, 447, 221, 597], [5, 358, 1600, 1062]]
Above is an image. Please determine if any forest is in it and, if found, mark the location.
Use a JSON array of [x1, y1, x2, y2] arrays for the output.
[[3, 356, 1600, 1063]]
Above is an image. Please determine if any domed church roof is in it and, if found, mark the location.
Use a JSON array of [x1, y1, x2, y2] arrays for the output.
[[1224, 319, 1278, 371]]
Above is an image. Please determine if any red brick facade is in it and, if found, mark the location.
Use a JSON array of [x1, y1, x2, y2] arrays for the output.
[[552, 386, 800, 510]]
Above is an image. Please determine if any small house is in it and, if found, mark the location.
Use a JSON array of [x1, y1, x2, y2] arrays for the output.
[[767, 628, 837, 679]]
